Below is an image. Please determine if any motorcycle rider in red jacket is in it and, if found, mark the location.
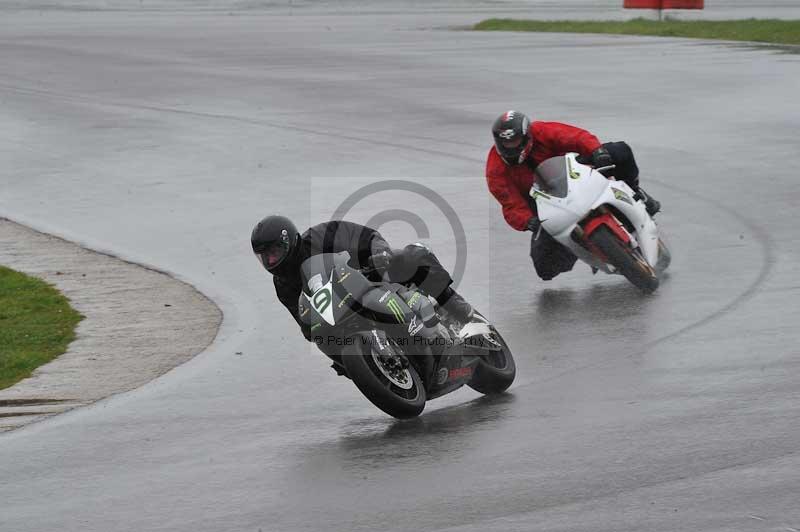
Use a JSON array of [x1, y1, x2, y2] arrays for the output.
[[485, 110, 661, 281]]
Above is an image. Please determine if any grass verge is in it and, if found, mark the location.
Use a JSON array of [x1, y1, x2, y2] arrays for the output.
[[0, 266, 83, 390], [473, 18, 800, 45]]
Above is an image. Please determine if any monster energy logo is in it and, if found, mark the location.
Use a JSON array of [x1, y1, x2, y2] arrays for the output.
[[386, 298, 405, 324]]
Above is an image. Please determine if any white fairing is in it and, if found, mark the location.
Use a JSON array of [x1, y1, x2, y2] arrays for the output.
[[303, 271, 336, 325], [531, 153, 663, 274], [458, 321, 493, 341]]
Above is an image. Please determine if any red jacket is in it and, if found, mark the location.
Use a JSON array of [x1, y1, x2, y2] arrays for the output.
[[485, 121, 602, 231]]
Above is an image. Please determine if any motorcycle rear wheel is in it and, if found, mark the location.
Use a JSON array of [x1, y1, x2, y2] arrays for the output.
[[343, 336, 426, 419], [589, 225, 659, 294]]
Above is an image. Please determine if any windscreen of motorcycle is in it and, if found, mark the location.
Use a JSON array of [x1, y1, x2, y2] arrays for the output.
[[534, 156, 569, 198]]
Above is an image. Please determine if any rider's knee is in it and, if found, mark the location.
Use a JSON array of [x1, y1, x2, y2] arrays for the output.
[[532, 260, 558, 281], [532, 251, 576, 281]]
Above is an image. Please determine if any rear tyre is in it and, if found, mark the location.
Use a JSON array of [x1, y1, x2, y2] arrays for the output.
[[468, 329, 516, 395], [589, 225, 659, 294], [342, 335, 426, 419]]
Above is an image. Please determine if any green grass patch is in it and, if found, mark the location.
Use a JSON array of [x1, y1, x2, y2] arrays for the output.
[[473, 18, 800, 45], [0, 266, 83, 390]]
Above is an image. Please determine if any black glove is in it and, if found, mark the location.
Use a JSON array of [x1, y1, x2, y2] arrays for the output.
[[590, 147, 614, 168], [526, 217, 541, 233], [368, 250, 393, 273]]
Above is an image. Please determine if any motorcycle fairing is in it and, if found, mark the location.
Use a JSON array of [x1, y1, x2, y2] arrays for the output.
[[582, 212, 631, 244], [297, 251, 502, 400], [302, 270, 336, 325], [299, 253, 359, 328], [426, 352, 481, 400], [532, 154, 660, 272], [298, 252, 444, 343]]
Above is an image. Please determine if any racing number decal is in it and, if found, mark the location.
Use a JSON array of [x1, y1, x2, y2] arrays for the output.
[[304, 271, 337, 325], [312, 288, 332, 315]]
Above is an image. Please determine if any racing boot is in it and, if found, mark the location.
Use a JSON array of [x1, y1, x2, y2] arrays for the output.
[[437, 286, 474, 323], [636, 186, 661, 217]]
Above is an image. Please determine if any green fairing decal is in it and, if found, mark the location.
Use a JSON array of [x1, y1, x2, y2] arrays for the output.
[[310, 323, 321, 331], [613, 189, 633, 205], [531, 190, 550, 200], [406, 292, 422, 307], [338, 293, 352, 308], [567, 158, 581, 180]]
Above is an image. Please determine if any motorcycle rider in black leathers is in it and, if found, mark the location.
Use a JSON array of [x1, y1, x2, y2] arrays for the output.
[[251, 215, 474, 348]]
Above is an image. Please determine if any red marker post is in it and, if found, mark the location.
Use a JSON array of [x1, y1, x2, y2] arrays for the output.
[[624, 0, 704, 20]]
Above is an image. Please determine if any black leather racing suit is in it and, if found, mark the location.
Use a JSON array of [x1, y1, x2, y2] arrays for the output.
[[272, 221, 455, 342]]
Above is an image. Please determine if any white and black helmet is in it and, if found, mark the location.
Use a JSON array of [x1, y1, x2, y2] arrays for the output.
[[492, 110, 533, 165]]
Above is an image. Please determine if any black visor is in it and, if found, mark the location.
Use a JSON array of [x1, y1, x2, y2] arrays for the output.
[[255, 240, 290, 271]]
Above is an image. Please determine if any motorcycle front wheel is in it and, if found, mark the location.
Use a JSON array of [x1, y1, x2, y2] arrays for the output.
[[342, 334, 426, 419], [468, 327, 516, 395], [589, 225, 659, 294]]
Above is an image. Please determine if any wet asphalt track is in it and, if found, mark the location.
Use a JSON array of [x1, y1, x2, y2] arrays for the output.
[[1, 2, 800, 531]]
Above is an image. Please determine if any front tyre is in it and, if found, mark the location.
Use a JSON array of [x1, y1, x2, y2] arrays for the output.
[[468, 328, 516, 395], [655, 237, 672, 273], [342, 335, 426, 419], [589, 225, 659, 294]]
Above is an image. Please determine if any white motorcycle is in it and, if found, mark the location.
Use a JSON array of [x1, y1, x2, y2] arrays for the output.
[[530, 153, 670, 293]]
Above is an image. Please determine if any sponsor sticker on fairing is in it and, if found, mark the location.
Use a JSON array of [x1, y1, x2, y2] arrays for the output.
[[613, 188, 633, 205], [448, 367, 473, 380]]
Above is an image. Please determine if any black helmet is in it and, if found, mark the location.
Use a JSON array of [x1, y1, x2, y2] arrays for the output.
[[492, 110, 533, 165], [251, 215, 301, 275]]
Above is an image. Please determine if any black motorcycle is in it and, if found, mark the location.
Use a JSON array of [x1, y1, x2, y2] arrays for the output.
[[298, 252, 516, 418]]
